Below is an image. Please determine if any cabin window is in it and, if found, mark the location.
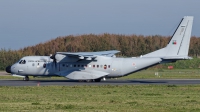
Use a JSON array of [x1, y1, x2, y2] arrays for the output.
[[38, 63, 39, 65], [100, 65, 103, 68], [108, 65, 110, 68], [62, 64, 65, 67], [74, 65, 76, 67], [97, 65, 99, 68], [93, 65, 95, 68], [81, 65, 84, 67], [32, 63, 35, 66], [78, 65, 80, 67], [104, 65, 107, 69], [85, 65, 87, 67]]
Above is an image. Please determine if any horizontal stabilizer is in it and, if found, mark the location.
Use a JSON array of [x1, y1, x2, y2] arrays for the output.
[[162, 56, 192, 60], [55, 69, 109, 80]]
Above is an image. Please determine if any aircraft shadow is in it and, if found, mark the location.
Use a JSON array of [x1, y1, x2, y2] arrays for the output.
[[24, 79, 167, 84]]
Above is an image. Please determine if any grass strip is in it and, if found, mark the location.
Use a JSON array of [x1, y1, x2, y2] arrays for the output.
[[0, 85, 200, 112]]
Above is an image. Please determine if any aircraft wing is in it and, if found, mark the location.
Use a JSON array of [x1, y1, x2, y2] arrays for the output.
[[56, 50, 120, 60], [55, 69, 109, 80]]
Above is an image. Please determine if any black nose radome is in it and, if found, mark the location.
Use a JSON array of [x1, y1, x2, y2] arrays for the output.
[[6, 66, 11, 73]]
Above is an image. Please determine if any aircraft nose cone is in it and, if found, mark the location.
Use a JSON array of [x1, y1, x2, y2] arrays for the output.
[[6, 66, 11, 73]]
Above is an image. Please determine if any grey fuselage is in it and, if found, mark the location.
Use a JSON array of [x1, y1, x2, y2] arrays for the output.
[[10, 56, 162, 78]]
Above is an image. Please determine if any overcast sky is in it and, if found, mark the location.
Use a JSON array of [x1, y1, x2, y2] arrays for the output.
[[0, 0, 200, 50]]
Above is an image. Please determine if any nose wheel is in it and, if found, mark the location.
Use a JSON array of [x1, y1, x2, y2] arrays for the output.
[[23, 76, 29, 81]]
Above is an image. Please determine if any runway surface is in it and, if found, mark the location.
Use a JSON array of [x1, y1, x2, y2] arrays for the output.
[[0, 79, 200, 86]]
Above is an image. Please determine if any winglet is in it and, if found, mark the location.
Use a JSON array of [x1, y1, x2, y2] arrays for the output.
[[143, 16, 193, 58]]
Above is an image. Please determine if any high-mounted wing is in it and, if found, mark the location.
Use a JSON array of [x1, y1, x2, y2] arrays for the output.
[[56, 50, 120, 60]]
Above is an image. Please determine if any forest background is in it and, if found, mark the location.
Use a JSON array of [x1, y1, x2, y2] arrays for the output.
[[0, 34, 200, 70]]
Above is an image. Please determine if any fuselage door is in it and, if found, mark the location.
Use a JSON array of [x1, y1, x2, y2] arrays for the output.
[[110, 58, 123, 77]]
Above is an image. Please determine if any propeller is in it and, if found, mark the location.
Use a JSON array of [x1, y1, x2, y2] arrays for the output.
[[39, 57, 48, 74], [50, 54, 57, 69]]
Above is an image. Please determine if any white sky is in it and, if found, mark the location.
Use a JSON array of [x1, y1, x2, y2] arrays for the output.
[[0, 0, 200, 50]]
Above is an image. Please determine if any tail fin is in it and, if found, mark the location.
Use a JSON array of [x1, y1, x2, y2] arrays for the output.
[[143, 16, 193, 59]]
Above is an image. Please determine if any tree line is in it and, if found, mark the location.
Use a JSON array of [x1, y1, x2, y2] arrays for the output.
[[0, 34, 200, 70]]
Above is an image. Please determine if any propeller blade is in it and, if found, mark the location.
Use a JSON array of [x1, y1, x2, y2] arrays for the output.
[[53, 58, 57, 68], [50, 54, 57, 69]]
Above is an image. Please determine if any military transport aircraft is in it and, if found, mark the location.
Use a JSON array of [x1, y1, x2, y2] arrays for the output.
[[6, 16, 193, 82]]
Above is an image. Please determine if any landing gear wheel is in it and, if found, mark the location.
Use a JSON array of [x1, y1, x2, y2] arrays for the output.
[[23, 76, 29, 81], [94, 78, 101, 82], [85, 79, 93, 82], [79, 80, 84, 82]]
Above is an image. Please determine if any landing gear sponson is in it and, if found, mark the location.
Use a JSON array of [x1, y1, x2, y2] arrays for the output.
[[79, 78, 102, 82]]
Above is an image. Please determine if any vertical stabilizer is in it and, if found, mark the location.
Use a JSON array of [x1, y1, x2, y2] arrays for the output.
[[143, 16, 193, 58], [166, 16, 193, 56]]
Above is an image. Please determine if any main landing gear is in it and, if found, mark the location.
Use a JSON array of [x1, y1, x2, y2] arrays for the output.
[[79, 78, 102, 82], [94, 78, 101, 82], [23, 76, 29, 81]]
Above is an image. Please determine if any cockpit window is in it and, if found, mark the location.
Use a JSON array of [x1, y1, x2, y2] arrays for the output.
[[19, 60, 26, 64], [19, 60, 22, 64]]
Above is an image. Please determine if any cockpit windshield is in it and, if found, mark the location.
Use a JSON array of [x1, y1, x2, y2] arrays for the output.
[[19, 60, 26, 64]]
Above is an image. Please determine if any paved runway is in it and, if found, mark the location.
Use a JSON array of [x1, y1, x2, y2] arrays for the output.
[[0, 79, 200, 86]]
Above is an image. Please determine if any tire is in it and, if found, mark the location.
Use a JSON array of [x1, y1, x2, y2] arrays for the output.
[[94, 78, 101, 82], [85, 79, 93, 82], [23, 76, 29, 81]]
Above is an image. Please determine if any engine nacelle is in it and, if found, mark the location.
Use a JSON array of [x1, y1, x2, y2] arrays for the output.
[[55, 54, 65, 62], [55, 54, 79, 62], [112, 55, 116, 58]]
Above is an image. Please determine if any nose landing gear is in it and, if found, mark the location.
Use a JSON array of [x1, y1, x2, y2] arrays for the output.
[[23, 76, 29, 81]]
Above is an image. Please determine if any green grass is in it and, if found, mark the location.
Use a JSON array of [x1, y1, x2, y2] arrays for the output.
[[0, 85, 200, 111], [120, 69, 200, 79]]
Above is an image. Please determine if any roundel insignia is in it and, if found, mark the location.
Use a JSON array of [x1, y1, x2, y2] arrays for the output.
[[133, 63, 136, 66], [172, 40, 177, 45]]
